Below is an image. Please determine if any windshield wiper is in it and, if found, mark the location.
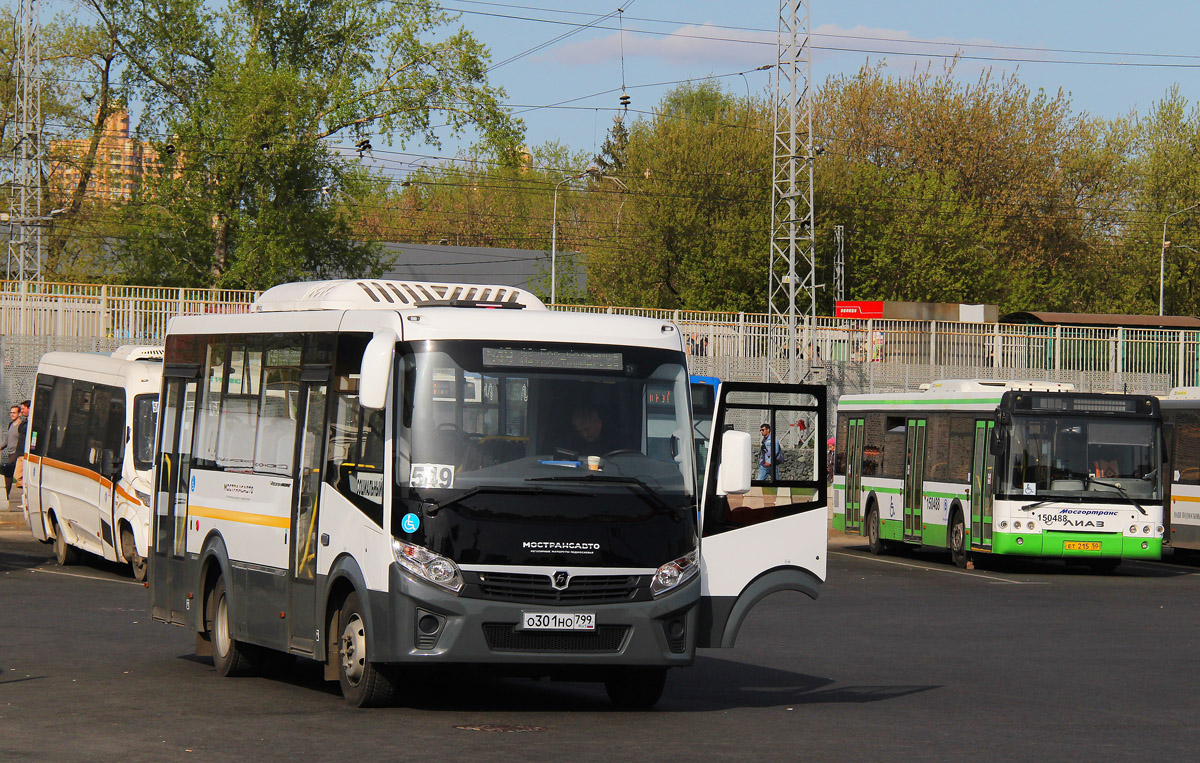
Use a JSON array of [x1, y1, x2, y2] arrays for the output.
[[527, 474, 686, 520], [425, 484, 582, 516], [1019, 499, 1058, 512], [1086, 475, 1148, 515]]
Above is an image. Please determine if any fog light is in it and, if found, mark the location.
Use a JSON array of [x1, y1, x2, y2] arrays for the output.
[[1141, 541, 1149, 550], [418, 614, 440, 635], [1016, 537, 1024, 546]]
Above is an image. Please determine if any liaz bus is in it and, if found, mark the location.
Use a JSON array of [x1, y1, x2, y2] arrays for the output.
[[832, 379, 1165, 571], [23, 346, 162, 580], [1160, 387, 1200, 553], [149, 279, 828, 707]]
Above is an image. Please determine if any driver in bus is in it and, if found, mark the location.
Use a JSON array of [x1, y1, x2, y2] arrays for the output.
[[563, 405, 620, 455]]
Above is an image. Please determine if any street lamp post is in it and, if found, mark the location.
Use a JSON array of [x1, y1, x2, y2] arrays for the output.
[[1160, 201, 1200, 316], [550, 166, 602, 306]]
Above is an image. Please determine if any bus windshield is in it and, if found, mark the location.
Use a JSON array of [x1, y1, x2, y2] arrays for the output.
[[1001, 415, 1161, 499], [395, 341, 695, 500]]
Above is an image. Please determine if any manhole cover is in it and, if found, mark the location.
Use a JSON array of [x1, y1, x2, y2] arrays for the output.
[[454, 724, 547, 733]]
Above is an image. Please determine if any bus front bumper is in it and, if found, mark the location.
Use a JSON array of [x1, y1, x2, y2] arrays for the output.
[[365, 563, 700, 667], [990, 531, 1161, 559]]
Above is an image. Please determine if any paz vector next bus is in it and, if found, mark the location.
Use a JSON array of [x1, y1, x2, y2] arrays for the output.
[[832, 379, 1164, 571], [148, 279, 828, 707]]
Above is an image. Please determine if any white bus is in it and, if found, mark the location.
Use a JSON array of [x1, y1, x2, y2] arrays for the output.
[[23, 347, 163, 580], [1161, 387, 1200, 552], [832, 380, 1165, 571], [149, 279, 828, 707]]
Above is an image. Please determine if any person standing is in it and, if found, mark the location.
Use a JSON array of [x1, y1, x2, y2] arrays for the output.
[[13, 399, 30, 490], [2, 404, 21, 498], [757, 423, 782, 481]]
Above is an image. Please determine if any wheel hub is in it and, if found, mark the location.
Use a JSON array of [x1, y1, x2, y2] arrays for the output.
[[341, 614, 366, 685]]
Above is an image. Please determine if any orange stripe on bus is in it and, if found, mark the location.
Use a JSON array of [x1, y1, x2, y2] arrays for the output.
[[187, 504, 290, 529]]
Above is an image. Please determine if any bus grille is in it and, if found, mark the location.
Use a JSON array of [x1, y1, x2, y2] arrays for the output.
[[470, 572, 644, 604], [482, 624, 630, 653]]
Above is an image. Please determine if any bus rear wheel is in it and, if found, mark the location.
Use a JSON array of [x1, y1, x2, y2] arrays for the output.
[[604, 666, 668, 709], [52, 517, 79, 566], [209, 576, 255, 677], [949, 510, 968, 569], [338, 591, 395, 707], [866, 508, 886, 556]]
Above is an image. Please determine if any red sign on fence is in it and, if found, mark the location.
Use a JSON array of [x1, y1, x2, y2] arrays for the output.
[[835, 300, 884, 319]]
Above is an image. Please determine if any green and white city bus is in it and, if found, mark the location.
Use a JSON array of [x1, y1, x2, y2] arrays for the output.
[[1161, 387, 1200, 552], [832, 379, 1165, 571]]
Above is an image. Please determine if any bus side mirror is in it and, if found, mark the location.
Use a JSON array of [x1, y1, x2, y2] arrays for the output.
[[717, 430, 752, 495], [101, 449, 118, 477], [359, 329, 396, 410], [989, 428, 1003, 456]]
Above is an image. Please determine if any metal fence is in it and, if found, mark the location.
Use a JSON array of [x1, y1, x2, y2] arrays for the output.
[[0, 280, 258, 339], [3, 279, 1198, 412]]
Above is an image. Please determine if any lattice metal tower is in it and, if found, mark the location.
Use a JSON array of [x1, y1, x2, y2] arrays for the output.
[[7, 0, 45, 283], [767, 0, 816, 383], [833, 224, 845, 304]]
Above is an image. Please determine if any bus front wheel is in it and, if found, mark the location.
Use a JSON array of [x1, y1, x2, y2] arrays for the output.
[[949, 510, 968, 569], [209, 576, 254, 677], [121, 526, 147, 582], [51, 517, 79, 566], [338, 591, 396, 707]]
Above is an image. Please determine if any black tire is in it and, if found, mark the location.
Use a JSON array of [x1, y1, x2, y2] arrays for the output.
[[949, 509, 968, 569], [338, 591, 395, 707], [121, 526, 147, 582], [51, 516, 79, 566], [604, 667, 668, 710], [209, 576, 255, 677], [866, 507, 886, 556]]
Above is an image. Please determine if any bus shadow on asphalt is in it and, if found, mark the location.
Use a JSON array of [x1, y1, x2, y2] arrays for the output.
[[170, 653, 931, 712], [666, 655, 935, 711], [839, 542, 1198, 578], [0, 548, 53, 572]]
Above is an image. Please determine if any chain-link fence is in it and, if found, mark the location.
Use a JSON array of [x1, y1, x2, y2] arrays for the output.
[[0, 335, 162, 407]]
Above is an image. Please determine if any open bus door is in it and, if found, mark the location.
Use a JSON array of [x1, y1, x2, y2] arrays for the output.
[[697, 381, 827, 648]]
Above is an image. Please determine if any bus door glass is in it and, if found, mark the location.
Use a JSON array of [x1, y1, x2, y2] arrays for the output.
[[152, 376, 197, 624], [903, 419, 926, 542], [289, 377, 328, 653], [844, 417, 865, 533], [698, 382, 827, 648], [970, 420, 995, 549]]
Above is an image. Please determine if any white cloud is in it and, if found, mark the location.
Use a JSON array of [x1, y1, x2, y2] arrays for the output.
[[546, 22, 1039, 73]]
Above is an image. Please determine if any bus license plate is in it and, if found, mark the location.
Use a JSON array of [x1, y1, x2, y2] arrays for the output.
[[520, 612, 595, 631], [1064, 541, 1102, 552]]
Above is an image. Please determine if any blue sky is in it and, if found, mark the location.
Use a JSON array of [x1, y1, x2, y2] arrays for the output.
[[399, 0, 1200, 166]]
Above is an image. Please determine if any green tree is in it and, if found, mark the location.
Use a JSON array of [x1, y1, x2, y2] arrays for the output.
[[85, 0, 521, 289], [586, 81, 772, 311]]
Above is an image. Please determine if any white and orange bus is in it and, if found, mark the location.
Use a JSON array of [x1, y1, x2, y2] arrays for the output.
[[23, 347, 162, 580]]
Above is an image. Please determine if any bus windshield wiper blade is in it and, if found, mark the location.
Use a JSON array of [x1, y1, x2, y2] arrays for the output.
[[1019, 500, 1057, 512], [1086, 476, 1148, 515], [426, 484, 581, 515], [527, 474, 683, 518]]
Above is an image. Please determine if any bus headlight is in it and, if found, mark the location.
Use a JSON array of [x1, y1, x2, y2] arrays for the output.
[[651, 549, 699, 596], [392, 539, 463, 593]]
